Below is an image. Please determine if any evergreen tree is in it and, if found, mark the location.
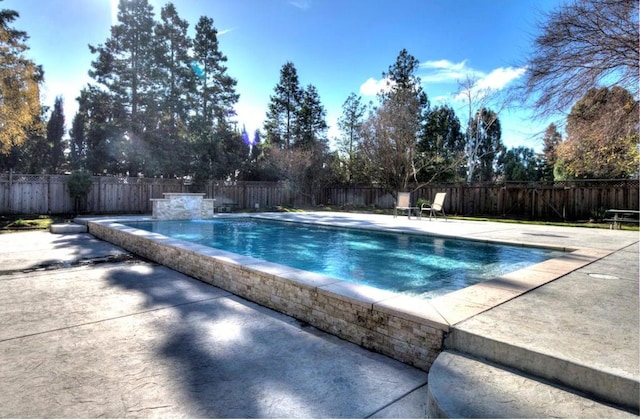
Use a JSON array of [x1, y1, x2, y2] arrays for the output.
[[296, 84, 330, 203], [76, 85, 125, 175], [152, 2, 193, 176], [190, 15, 240, 187], [337, 93, 367, 183], [500, 146, 540, 181], [46, 96, 65, 173], [264, 62, 303, 149], [420, 105, 465, 182], [540, 123, 562, 181], [88, 0, 157, 175], [69, 111, 86, 171], [192, 15, 238, 128], [294, 84, 327, 150]]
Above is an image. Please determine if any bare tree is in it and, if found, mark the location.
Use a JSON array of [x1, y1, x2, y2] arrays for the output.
[[457, 75, 506, 183], [360, 89, 422, 193], [359, 49, 430, 195], [524, 0, 639, 116], [267, 146, 314, 206]]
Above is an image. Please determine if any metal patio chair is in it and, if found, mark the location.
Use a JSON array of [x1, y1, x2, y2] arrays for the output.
[[420, 192, 447, 220]]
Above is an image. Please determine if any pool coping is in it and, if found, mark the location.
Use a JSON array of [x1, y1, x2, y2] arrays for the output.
[[79, 214, 613, 370]]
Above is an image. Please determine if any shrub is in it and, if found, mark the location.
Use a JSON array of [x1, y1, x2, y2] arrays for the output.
[[66, 171, 92, 213]]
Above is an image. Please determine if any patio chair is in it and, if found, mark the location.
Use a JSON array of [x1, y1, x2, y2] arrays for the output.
[[394, 191, 418, 219], [420, 192, 447, 220]]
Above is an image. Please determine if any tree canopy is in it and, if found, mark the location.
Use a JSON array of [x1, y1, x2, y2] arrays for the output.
[[0, 7, 42, 155], [4, 0, 637, 187], [557, 86, 639, 178]]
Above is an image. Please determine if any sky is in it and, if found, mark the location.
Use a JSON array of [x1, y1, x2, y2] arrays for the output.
[[5, 0, 565, 151]]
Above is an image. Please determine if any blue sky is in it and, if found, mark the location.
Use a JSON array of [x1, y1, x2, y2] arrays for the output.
[[5, 0, 564, 151]]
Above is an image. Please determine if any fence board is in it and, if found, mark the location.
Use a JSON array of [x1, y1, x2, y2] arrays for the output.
[[0, 174, 637, 221]]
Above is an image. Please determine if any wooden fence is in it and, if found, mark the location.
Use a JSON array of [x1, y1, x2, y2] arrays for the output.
[[1, 173, 637, 221], [321, 180, 639, 221]]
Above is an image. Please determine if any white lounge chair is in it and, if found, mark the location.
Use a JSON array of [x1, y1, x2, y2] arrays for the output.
[[420, 192, 447, 220], [394, 192, 418, 219]]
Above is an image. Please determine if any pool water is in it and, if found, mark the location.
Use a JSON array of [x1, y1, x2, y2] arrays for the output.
[[125, 218, 562, 299]]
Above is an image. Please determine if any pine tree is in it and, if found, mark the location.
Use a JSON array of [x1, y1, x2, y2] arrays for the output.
[[88, 0, 157, 175], [420, 105, 465, 182], [46, 96, 66, 173], [540, 123, 562, 181], [76, 85, 125, 175], [152, 2, 193, 176], [69, 111, 86, 171], [264, 62, 303, 149], [192, 16, 239, 128], [337, 93, 367, 183], [294, 84, 327, 150], [190, 15, 240, 186]]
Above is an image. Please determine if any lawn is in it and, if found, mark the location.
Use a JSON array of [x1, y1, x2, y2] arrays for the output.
[[0, 214, 73, 232], [0, 211, 635, 232]]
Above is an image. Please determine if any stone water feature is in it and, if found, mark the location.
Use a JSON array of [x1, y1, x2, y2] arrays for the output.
[[151, 193, 216, 220]]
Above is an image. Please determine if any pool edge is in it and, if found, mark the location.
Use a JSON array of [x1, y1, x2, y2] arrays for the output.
[[83, 215, 609, 372]]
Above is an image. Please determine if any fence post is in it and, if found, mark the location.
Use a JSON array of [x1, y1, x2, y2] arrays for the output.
[[8, 169, 12, 213], [47, 175, 51, 214]]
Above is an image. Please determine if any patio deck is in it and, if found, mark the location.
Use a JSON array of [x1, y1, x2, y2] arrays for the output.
[[0, 213, 637, 417]]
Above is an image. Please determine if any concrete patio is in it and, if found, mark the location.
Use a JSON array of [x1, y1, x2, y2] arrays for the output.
[[0, 214, 637, 417]]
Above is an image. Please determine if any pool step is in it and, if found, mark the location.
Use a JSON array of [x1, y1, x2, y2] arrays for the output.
[[427, 351, 636, 418], [50, 223, 87, 234], [444, 328, 639, 412]]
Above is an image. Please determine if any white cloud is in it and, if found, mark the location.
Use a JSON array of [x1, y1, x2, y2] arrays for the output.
[[289, 0, 311, 10], [474, 66, 526, 91], [359, 77, 394, 96], [419, 59, 478, 83], [421, 59, 466, 70], [217, 28, 234, 36], [359, 60, 524, 101], [453, 66, 526, 102], [418, 58, 526, 92]]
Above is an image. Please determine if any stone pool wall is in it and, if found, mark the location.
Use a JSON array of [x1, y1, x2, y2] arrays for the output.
[[151, 193, 216, 220], [88, 220, 448, 371]]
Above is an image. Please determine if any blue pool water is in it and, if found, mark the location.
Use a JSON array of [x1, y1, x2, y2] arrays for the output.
[[124, 218, 562, 299]]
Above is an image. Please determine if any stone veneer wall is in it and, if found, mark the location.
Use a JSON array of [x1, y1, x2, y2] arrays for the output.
[[88, 220, 447, 371], [152, 193, 216, 220]]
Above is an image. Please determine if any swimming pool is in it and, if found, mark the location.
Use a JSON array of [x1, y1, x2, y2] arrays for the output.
[[86, 213, 601, 371], [123, 218, 562, 299]]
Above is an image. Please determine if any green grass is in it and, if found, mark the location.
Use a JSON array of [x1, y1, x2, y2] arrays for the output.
[[311, 205, 638, 230], [0, 210, 636, 232], [0, 214, 73, 232]]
